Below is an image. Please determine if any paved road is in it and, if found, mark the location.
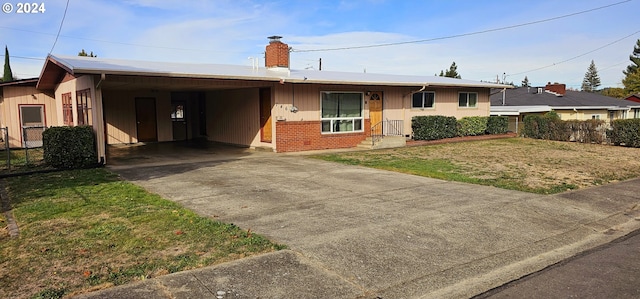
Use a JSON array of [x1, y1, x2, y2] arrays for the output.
[[475, 228, 640, 299], [82, 144, 640, 299]]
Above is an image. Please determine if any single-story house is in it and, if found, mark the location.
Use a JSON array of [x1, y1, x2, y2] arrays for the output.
[[490, 83, 640, 133], [3, 37, 510, 163]]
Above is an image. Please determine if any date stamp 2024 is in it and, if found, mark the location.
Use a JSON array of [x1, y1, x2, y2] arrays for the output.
[[2, 2, 46, 14]]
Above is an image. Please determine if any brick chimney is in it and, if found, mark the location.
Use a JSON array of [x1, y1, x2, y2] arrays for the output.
[[545, 82, 566, 95], [265, 36, 289, 68]]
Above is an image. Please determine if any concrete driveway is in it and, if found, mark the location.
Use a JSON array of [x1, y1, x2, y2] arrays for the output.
[[105, 143, 640, 298]]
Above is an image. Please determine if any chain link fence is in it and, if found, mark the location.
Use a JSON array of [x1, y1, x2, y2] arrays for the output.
[[0, 126, 48, 173]]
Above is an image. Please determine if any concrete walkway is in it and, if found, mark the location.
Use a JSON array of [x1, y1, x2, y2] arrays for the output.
[[76, 145, 640, 299]]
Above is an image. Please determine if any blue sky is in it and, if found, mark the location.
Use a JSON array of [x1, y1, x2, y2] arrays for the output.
[[1, 0, 639, 89]]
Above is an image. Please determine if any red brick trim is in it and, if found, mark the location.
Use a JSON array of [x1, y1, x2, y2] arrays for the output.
[[275, 120, 370, 152]]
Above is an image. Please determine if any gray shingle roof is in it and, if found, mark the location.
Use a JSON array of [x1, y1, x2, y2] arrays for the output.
[[490, 87, 640, 109]]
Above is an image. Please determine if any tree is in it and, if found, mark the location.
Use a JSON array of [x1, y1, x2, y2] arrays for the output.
[[600, 87, 627, 99], [78, 49, 97, 57], [439, 61, 461, 79], [2, 46, 13, 82], [623, 39, 640, 76], [623, 68, 640, 95], [581, 60, 601, 92], [521, 76, 530, 87]]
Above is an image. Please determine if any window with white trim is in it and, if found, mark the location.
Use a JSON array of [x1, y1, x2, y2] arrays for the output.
[[321, 92, 363, 133], [458, 92, 478, 108], [412, 91, 435, 109], [591, 114, 600, 120]]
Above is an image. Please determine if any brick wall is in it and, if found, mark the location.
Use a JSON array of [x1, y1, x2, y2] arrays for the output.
[[275, 120, 370, 152]]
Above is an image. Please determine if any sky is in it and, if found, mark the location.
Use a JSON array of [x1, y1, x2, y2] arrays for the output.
[[1, 0, 639, 89]]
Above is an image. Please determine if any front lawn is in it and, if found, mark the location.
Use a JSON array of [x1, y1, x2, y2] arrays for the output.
[[313, 138, 640, 194], [0, 168, 284, 299]]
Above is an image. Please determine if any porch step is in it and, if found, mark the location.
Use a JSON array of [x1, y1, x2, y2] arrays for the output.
[[357, 136, 406, 150]]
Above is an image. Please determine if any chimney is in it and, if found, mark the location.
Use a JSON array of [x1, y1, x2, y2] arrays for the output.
[[265, 36, 289, 68], [545, 83, 566, 95]]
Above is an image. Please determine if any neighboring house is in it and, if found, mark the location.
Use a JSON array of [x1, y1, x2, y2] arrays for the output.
[[0, 78, 58, 148], [32, 37, 509, 163], [626, 94, 640, 103], [490, 83, 640, 133]]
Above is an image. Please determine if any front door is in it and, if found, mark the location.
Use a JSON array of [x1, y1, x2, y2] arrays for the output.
[[171, 101, 187, 141], [20, 105, 45, 148], [369, 92, 383, 135], [135, 97, 158, 142], [260, 88, 272, 143]]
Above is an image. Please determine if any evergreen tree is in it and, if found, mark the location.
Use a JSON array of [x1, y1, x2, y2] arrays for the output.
[[2, 46, 13, 82], [581, 60, 601, 92], [439, 61, 461, 79], [521, 76, 530, 87], [623, 68, 640, 95], [623, 39, 640, 76], [78, 49, 97, 57]]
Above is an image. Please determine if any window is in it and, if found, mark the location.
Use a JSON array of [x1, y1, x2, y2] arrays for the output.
[[412, 92, 435, 109], [634, 109, 640, 119], [591, 114, 600, 120], [321, 92, 363, 133], [171, 103, 185, 121], [458, 92, 478, 108], [62, 92, 73, 125], [76, 89, 92, 125]]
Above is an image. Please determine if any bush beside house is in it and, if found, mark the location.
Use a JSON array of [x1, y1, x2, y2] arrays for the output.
[[609, 119, 640, 147], [411, 116, 509, 141], [43, 126, 97, 169]]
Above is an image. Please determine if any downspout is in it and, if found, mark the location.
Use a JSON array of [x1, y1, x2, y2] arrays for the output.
[[502, 88, 506, 106], [95, 73, 105, 89]]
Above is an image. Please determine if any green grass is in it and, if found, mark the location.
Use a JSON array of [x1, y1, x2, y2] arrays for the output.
[[0, 168, 284, 299], [0, 148, 51, 174], [313, 138, 640, 194]]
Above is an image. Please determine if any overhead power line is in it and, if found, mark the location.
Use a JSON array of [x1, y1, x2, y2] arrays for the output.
[[506, 29, 640, 77], [291, 0, 633, 53], [49, 0, 70, 54]]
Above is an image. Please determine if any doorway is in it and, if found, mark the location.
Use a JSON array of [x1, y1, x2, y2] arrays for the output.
[[369, 92, 383, 135], [20, 105, 45, 147], [260, 88, 272, 143], [135, 97, 158, 142], [171, 101, 187, 141]]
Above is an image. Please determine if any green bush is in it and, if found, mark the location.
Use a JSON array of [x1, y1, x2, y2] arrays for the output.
[[523, 113, 570, 141], [411, 115, 458, 140], [609, 119, 640, 147], [43, 126, 97, 169], [457, 116, 487, 136], [486, 116, 508, 134]]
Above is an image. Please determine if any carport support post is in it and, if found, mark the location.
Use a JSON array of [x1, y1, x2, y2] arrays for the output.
[[93, 80, 107, 164]]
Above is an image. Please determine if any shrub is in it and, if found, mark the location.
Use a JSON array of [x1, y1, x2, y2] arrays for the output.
[[566, 119, 606, 144], [457, 116, 487, 136], [523, 113, 570, 141], [486, 116, 508, 135], [609, 119, 640, 147], [411, 115, 458, 140], [43, 126, 97, 169]]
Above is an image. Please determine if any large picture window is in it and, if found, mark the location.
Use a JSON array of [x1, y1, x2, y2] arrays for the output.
[[412, 91, 435, 109], [458, 92, 478, 108], [321, 92, 363, 133]]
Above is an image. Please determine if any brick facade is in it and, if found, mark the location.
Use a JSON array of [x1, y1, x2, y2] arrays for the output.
[[275, 120, 371, 152]]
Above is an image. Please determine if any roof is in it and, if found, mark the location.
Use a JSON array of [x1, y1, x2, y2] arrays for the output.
[[37, 54, 513, 90], [0, 77, 39, 87], [490, 87, 640, 115]]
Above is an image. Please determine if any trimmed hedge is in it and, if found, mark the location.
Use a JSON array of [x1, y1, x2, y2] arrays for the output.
[[43, 126, 97, 169], [457, 116, 487, 136], [522, 114, 570, 141], [609, 119, 640, 147], [486, 116, 508, 135], [566, 119, 606, 144], [412, 115, 458, 140]]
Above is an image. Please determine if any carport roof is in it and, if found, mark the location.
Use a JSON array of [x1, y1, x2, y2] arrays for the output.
[[37, 54, 512, 90]]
